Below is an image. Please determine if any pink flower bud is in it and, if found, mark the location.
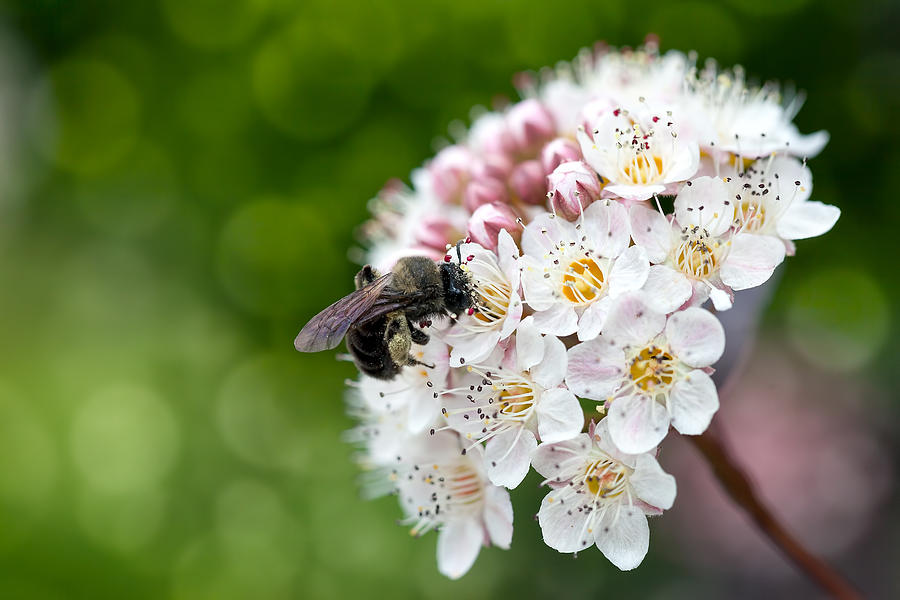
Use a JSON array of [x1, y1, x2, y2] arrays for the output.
[[469, 113, 516, 157], [464, 176, 508, 213], [472, 153, 514, 181], [428, 145, 474, 203], [540, 137, 582, 174], [509, 159, 547, 205], [507, 99, 555, 154], [547, 160, 602, 219], [415, 214, 456, 252], [467, 203, 520, 251]]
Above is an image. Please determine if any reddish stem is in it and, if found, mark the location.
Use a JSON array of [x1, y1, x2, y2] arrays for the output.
[[688, 424, 862, 600]]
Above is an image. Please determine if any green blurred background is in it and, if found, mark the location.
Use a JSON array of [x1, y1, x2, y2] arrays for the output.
[[0, 0, 897, 598]]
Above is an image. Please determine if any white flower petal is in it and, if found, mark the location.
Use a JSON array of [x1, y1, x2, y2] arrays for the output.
[[708, 286, 733, 311], [565, 339, 624, 400], [449, 330, 501, 367], [532, 433, 591, 479], [497, 228, 521, 283], [436, 517, 484, 579], [583, 200, 631, 258], [483, 485, 514, 548], [669, 370, 719, 435], [608, 244, 650, 298], [665, 307, 725, 368], [515, 316, 543, 372], [608, 394, 669, 454], [594, 505, 649, 571], [538, 491, 593, 553], [640, 265, 692, 314], [674, 176, 730, 236], [531, 303, 579, 337], [776, 201, 840, 241], [630, 454, 676, 510], [485, 427, 537, 489], [521, 212, 578, 258], [604, 183, 666, 201], [536, 388, 583, 444], [577, 296, 612, 342], [629, 204, 671, 264], [532, 335, 568, 388], [603, 293, 665, 349], [720, 233, 785, 290], [520, 256, 557, 311]]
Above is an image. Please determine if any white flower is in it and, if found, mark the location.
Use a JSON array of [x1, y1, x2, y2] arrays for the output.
[[685, 64, 828, 159], [346, 342, 449, 467], [566, 293, 725, 454], [439, 324, 581, 488], [520, 200, 649, 340], [533, 419, 676, 570], [630, 176, 786, 311], [443, 231, 524, 367], [392, 431, 513, 579], [725, 155, 840, 255], [577, 109, 699, 202]]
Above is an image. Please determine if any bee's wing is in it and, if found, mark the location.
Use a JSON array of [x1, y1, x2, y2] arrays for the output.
[[294, 273, 394, 352]]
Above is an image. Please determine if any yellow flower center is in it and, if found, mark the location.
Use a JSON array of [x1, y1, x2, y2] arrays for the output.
[[498, 384, 535, 416], [584, 459, 628, 498], [623, 154, 664, 185], [675, 231, 720, 279], [629, 346, 675, 392], [473, 281, 511, 324], [561, 258, 605, 304], [737, 200, 766, 233]]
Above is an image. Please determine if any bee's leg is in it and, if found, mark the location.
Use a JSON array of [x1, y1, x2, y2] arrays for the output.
[[385, 312, 413, 368], [354, 265, 379, 290], [407, 319, 430, 346]]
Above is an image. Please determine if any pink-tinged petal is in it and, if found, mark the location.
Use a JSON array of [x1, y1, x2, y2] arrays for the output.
[[608, 245, 650, 298], [603, 293, 666, 349], [674, 176, 731, 236], [449, 330, 502, 367], [538, 491, 593, 553], [436, 517, 484, 579], [591, 417, 635, 466], [577, 296, 612, 342], [776, 201, 840, 241], [515, 316, 543, 372], [532, 303, 579, 337], [630, 454, 676, 510], [532, 335, 568, 388], [629, 204, 672, 263], [536, 388, 583, 444], [483, 485, 514, 548], [603, 183, 666, 201], [467, 203, 519, 252], [532, 433, 591, 479], [665, 307, 725, 368], [720, 233, 785, 291], [668, 369, 719, 435], [566, 339, 624, 400], [608, 394, 670, 454], [640, 265, 692, 314], [594, 506, 650, 571], [486, 427, 537, 489], [583, 199, 631, 258]]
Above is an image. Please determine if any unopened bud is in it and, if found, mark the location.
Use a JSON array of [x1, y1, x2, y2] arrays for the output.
[[464, 176, 508, 213], [507, 99, 556, 154], [469, 113, 516, 157], [428, 145, 474, 203], [540, 137, 583, 174], [467, 203, 520, 251], [547, 160, 602, 219], [509, 159, 547, 206], [415, 214, 456, 252]]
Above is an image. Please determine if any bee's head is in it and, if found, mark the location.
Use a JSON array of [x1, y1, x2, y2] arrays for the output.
[[439, 261, 474, 316]]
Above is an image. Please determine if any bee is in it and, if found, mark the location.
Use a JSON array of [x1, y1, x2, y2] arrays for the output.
[[294, 248, 474, 380]]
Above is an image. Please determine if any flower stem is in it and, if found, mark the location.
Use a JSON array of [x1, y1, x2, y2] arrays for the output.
[[688, 424, 862, 600]]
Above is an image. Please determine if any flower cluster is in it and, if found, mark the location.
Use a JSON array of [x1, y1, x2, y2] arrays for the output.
[[345, 42, 838, 578]]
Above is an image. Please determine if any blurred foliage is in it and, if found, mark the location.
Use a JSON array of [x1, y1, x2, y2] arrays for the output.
[[0, 0, 897, 598]]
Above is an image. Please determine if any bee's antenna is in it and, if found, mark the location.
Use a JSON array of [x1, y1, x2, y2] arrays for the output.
[[456, 239, 464, 264]]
